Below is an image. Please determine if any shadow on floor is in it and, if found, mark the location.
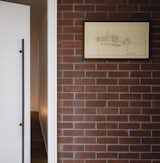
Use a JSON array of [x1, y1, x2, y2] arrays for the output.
[[31, 111, 47, 163]]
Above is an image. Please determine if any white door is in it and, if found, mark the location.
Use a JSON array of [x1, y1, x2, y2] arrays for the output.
[[0, 1, 30, 163]]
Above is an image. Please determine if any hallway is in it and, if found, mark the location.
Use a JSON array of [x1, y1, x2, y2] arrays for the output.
[[31, 112, 47, 163]]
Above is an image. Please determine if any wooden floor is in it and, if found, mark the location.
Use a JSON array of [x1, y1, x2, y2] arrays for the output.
[[31, 112, 47, 163]]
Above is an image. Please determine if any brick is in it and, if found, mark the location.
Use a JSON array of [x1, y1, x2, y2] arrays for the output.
[[63, 27, 82, 33], [63, 12, 84, 19], [58, 137, 73, 144], [84, 116, 105, 121], [63, 56, 82, 63], [108, 86, 129, 92], [75, 109, 96, 114], [141, 64, 160, 70], [63, 86, 84, 92], [119, 79, 139, 85], [86, 13, 107, 19], [107, 116, 128, 122], [86, 161, 106, 163], [142, 123, 160, 129], [59, 34, 74, 41], [108, 72, 129, 78], [119, 123, 140, 129], [130, 101, 151, 107], [75, 138, 96, 144], [96, 5, 116, 11], [58, 123, 73, 129], [120, 108, 140, 114], [97, 153, 117, 158], [97, 109, 118, 114], [97, 138, 118, 144], [152, 86, 160, 92], [119, 153, 139, 159], [63, 116, 84, 121], [85, 145, 106, 151], [98, 94, 118, 99], [62, 0, 83, 3], [62, 41, 82, 48], [75, 152, 95, 158], [143, 94, 160, 100], [97, 123, 118, 129], [75, 5, 94, 11], [152, 116, 160, 122], [58, 93, 73, 99], [108, 101, 128, 107], [152, 145, 160, 152], [97, 64, 117, 70], [152, 131, 160, 137], [142, 109, 160, 114], [97, 79, 118, 85], [141, 153, 160, 159], [130, 161, 150, 163], [75, 123, 95, 129], [141, 79, 160, 85], [64, 71, 84, 77], [130, 145, 150, 151], [86, 86, 106, 92], [108, 145, 129, 151], [130, 86, 151, 92], [86, 101, 106, 107], [131, 71, 151, 77], [63, 130, 84, 136], [85, 0, 109, 3], [86, 72, 106, 77], [85, 130, 106, 136], [130, 130, 151, 136], [75, 79, 95, 85], [152, 101, 160, 108], [142, 138, 160, 144], [58, 152, 73, 158], [58, 79, 73, 84], [108, 161, 128, 163], [59, 20, 74, 26], [130, 116, 150, 121], [75, 93, 96, 99], [119, 138, 140, 144], [152, 71, 160, 77], [59, 108, 73, 114], [75, 64, 96, 70], [58, 64, 73, 69], [58, 5, 73, 11], [120, 94, 141, 99], [107, 130, 128, 136], [119, 64, 139, 70], [63, 161, 83, 163], [63, 101, 84, 107]]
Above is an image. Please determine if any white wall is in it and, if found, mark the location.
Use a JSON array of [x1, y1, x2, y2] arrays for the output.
[[39, 0, 48, 148], [30, 0, 43, 112]]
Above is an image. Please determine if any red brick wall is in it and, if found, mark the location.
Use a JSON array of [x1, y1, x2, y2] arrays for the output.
[[57, 0, 160, 162]]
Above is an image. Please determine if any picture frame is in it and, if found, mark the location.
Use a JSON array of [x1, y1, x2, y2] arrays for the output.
[[84, 22, 149, 59]]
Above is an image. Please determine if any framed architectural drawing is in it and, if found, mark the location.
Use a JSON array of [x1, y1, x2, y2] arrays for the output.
[[84, 22, 149, 59]]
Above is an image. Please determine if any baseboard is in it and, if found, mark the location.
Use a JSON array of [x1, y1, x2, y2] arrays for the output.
[[39, 113, 48, 154]]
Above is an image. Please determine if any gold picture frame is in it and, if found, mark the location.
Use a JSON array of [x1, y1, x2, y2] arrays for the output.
[[84, 22, 149, 59]]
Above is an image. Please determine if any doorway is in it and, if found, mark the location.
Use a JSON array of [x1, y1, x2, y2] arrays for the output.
[[0, 0, 57, 163]]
